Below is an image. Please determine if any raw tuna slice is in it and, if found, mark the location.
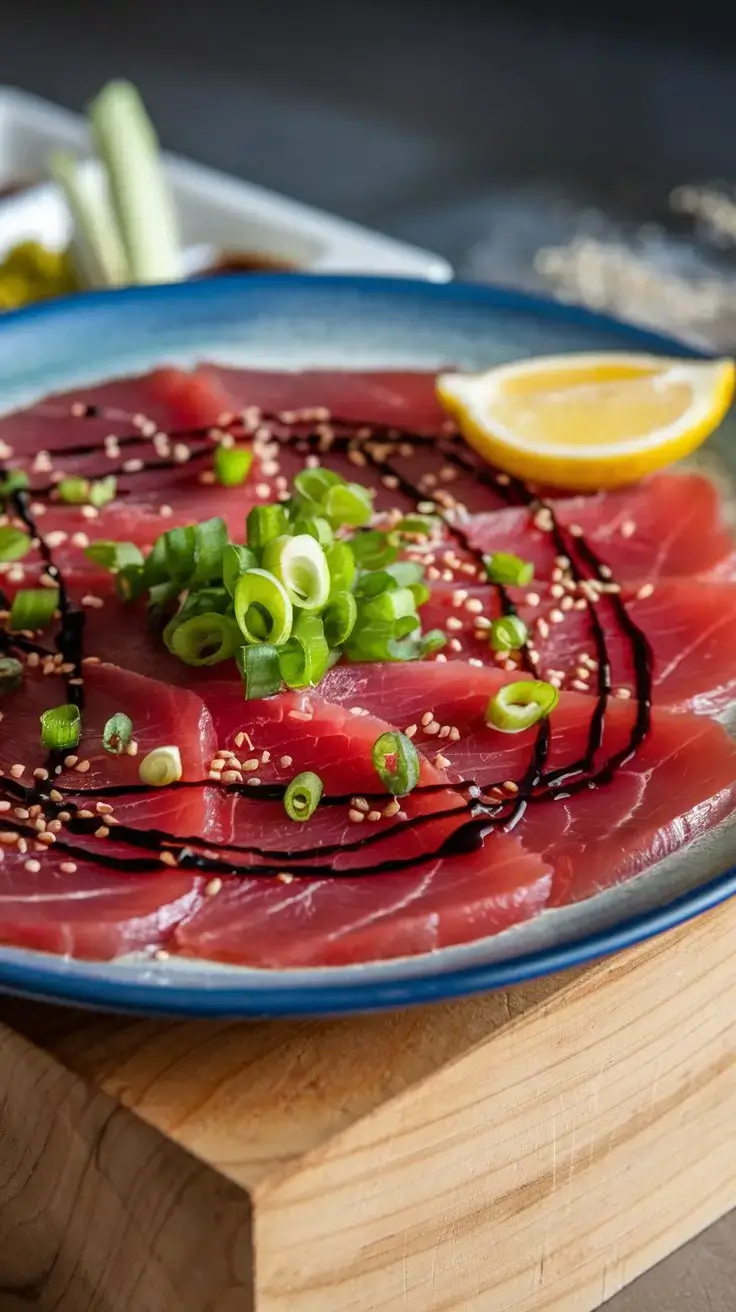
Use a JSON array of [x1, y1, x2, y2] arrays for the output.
[[419, 577, 736, 715], [463, 473, 736, 583], [174, 684, 552, 966], [316, 661, 736, 907], [0, 663, 217, 958]]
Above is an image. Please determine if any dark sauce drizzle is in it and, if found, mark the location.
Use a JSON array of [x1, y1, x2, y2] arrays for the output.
[[0, 394, 654, 878]]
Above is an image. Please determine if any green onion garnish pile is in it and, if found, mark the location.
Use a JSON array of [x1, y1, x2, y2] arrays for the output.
[[86, 470, 446, 699]]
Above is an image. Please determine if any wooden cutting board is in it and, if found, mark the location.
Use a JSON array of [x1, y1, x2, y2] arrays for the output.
[[1, 894, 735, 1312]]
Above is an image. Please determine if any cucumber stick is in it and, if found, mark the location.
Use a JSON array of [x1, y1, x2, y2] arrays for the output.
[[89, 80, 181, 284], [50, 151, 127, 289]]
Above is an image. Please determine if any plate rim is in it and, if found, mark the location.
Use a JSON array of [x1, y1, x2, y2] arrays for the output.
[[0, 271, 730, 1018]]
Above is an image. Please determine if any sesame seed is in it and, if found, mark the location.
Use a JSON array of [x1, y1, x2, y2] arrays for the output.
[[503, 780, 519, 795], [561, 597, 574, 611], [0, 832, 17, 846], [173, 443, 191, 463], [208, 770, 222, 782], [71, 532, 90, 549], [277, 871, 295, 884], [221, 770, 243, 784], [280, 754, 293, 769], [397, 810, 409, 822], [246, 778, 261, 787], [234, 732, 245, 749], [569, 523, 584, 537], [80, 505, 99, 520], [571, 679, 590, 693], [448, 727, 461, 742], [636, 583, 655, 600], [620, 520, 637, 538], [32, 768, 49, 781], [260, 750, 271, 764], [405, 724, 418, 738], [452, 588, 468, 607], [495, 472, 511, 486], [288, 709, 313, 722], [199, 470, 216, 485], [74, 760, 91, 773], [533, 507, 554, 531], [210, 758, 226, 771], [45, 530, 68, 549], [367, 810, 382, 822], [255, 482, 271, 498], [536, 618, 550, 639], [60, 861, 77, 874], [10, 764, 25, 778], [159, 850, 178, 867], [574, 598, 588, 610], [550, 584, 565, 599], [445, 616, 463, 632], [26, 652, 40, 669], [383, 799, 401, 817], [122, 458, 144, 473], [424, 720, 441, 735], [81, 594, 104, 609], [474, 615, 492, 630], [0, 802, 8, 813], [614, 688, 633, 699], [598, 564, 613, 580], [154, 948, 170, 961], [525, 592, 541, 607], [348, 808, 365, 823], [94, 825, 110, 838], [205, 877, 223, 897], [465, 598, 484, 614], [449, 638, 463, 652], [24, 859, 41, 873], [434, 753, 451, 769], [549, 608, 564, 624]]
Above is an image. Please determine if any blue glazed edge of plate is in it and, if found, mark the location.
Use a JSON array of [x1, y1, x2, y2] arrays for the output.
[[0, 272, 730, 1018]]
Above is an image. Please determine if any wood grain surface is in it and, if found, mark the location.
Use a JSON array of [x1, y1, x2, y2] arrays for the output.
[[2, 897, 736, 1310]]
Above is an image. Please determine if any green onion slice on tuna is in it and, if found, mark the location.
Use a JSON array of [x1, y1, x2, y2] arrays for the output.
[[234, 569, 293, 646], [0, 656, 23, 693], [40, 703, 81, 750], [0, 525, 30, 562], [371, 730, 420, 796], [484, 552, 534, 587], [165, 612, 241, 666], [139, 745, 182, 787], [103, 712, 134, 754], [214, 443, 253, 487], [490, 614, 528, 652], [9, 588, 59, 631], [246, 503, 289, 551], [486, 680, 559, 733], [284, 770, 323, 822], [262, 534, 330, 612], [237, 643, 282, 699], [278, 614, 330, 689], [323, 591, 357, 647], [84, 540, 144, 571]]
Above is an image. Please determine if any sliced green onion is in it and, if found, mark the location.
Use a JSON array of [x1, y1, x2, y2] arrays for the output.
[[236, 643, 282, 699], [326, 541, 356, 596], [371, 730, 420, 796], [278, 614, 330, 688], [9, 587, 59, 631], [262, 534, 330, 612], [57, 476, 90, 505], [284, 770, 323, 822], [323, 481, 373, 528], [0, 656, 23, 693], [484, 552, 534, 587], [143, 525, 196, 586], [490, 614, 528, 652], [165, 612, 241, 666], [421, 629, 447, 655], [397, 513, 440, 537], [408, 581, 430, 608], [360, 587, 418, 627], [291, 515, 334, 549], [214, 443, 253, 487], [89, 80, 180, 284], [115, 564, 147, 602], [0, 470, 29, 501], [222, 543, 258, 596], [175, 587, 231, 622], [103, 712, 133, 754], [139, 744, 183, 786], [246, 503, 289, 551], [234, 568, 293, 646], [56, 475, 117, 507], [84, 540, 144, 572], [50, 148, 127, 289], [190, 517, 228, 587], [293, 467, 342, 506], [0, 525, 30, 562], [323, 591, 357, 647], [40, 703, 81, 751], [350, 530, 399, 570], [486, 679, 560, 733], [89, 475, 117, 508]]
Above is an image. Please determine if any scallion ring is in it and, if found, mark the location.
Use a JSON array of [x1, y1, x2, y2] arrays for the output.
[[103, 712, 133, 754], [262, 533, 330, 612], [326, 541, 357, 596], [323, 591, 357, 647], [284, 770, 323, 822], [166, 612, 242, 666], [486, 679, 560, 733], [484, 552, 534, 587], [40, 703, 81, 751], [278, 614, 330, 688], [0, 525, 30, 562], [9, 587, 59, 631], [84, 541, 144, 572], [236, 644, 282, 699], [293, 467, 342, 507], [0, 656, 23, 692], [350, 529, 399, 570], [234, 568, 293, 646], [371, 730, 420, 796], [222, 543, 258, 597], [139, 745, 183, 787], [214, 443, 253, 487], [291, 515, 334, 549], [490, 614, 528, 651], [246, 503, 289, 551], [322, 481, 373, 528]]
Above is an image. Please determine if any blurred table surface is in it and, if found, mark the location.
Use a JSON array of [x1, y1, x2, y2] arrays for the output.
[[0, 0, 734, 1305]]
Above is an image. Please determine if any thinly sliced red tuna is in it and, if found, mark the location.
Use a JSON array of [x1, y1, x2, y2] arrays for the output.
[[0, 663, 217, 958], [174, 684, 553, 966]]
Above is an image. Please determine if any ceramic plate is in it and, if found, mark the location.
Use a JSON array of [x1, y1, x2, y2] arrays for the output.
[[0, 274, 734, 1017]]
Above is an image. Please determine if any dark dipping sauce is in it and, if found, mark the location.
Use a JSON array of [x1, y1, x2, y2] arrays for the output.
[[202, 251, 298, 276]]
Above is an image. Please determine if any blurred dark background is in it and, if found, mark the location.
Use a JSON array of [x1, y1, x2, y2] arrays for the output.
[[0, 0, 734, 280]]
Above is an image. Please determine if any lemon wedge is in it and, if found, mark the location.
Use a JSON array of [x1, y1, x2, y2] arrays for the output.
[[436, 352, 735, 490]]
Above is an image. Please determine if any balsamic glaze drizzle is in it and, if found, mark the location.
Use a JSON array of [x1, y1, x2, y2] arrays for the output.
[[0, 392, 654, 878]]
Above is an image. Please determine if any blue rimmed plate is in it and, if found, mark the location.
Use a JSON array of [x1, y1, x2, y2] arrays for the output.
[[0, 273, 734, 1017]]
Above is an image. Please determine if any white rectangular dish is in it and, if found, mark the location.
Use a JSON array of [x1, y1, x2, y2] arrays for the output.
[[0, 86, 452, 280]]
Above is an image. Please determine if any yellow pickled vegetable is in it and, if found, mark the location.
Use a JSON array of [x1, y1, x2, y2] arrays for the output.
[[0, 240, 79, 311]]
